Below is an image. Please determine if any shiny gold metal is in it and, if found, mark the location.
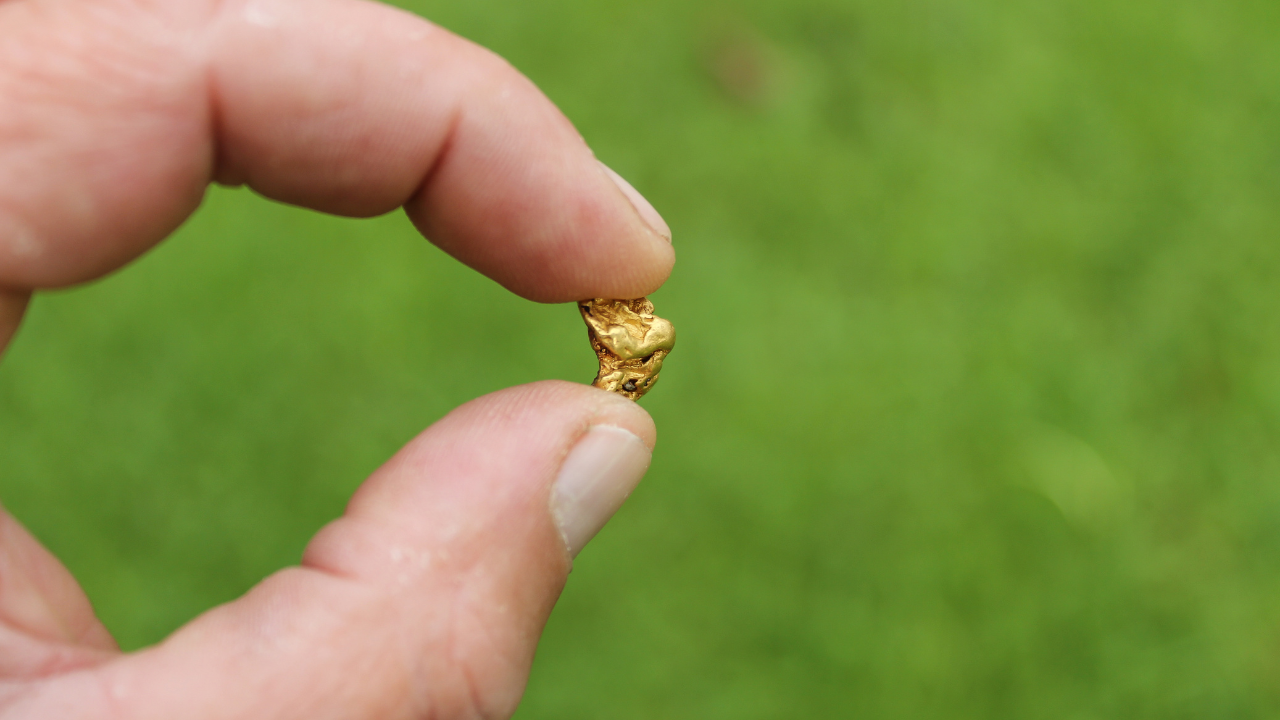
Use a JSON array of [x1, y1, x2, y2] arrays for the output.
[[579, 297, 675, 401]]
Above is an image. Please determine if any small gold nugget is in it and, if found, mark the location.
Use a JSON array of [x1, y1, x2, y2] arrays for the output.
[[579, 298, 675, 401]]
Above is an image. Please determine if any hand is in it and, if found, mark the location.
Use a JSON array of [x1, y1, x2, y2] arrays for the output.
[[0, 0, 674, 717]]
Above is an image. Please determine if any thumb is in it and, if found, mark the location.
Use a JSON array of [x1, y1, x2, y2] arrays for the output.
[[12, 381, 654, 719]]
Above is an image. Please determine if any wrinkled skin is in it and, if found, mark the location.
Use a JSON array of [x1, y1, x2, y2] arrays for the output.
[[0, 0, 674, 717]]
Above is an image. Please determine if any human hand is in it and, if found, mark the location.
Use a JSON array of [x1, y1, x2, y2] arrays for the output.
[[0, 0, 674, 716]]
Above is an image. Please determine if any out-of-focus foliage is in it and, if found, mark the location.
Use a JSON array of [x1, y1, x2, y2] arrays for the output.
[[4, 0, 1280, 716]]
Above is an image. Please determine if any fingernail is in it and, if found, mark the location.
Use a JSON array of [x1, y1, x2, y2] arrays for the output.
[[599, 162, 672, 243], [551, 425, 652, 557]]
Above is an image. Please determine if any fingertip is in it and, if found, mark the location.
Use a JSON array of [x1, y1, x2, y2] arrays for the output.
[[401, 68, 676, 302], [550, 423, 652, 558], [599, 161, 671, 244], [328, 380, 657, 562], [581, 383, 659, 451], [452, 379, 658, 451]]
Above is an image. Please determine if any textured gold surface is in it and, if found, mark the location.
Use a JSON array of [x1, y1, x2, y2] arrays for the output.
[[579, 297, 675, 401]]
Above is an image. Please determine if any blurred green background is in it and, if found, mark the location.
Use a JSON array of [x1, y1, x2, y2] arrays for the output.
[[4, 0, 1280, 716]]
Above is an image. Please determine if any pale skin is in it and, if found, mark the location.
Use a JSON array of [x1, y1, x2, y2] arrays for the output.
[[0, 0, 675, 717]]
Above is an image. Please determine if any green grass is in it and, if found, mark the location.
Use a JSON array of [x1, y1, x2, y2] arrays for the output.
[[4, 0, 1280, 716]]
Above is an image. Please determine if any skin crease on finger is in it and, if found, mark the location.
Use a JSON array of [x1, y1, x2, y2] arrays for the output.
[[0, 0, 674, 300], [0, 506, 119, 681]]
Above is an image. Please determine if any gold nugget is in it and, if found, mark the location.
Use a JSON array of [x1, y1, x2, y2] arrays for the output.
[[579, 298, 675, 401]]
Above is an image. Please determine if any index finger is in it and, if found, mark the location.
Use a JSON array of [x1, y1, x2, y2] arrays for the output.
[[0, 0, 674, 302]]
